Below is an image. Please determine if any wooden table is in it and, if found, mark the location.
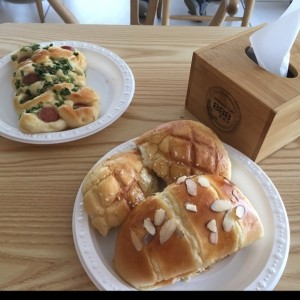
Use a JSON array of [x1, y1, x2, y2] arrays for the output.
[[0, 23, 298, 291]]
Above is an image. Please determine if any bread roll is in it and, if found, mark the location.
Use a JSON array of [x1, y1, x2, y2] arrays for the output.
[[82, 150, 159, 236], [10, 43, 86, 71], [17, 83, 99, 133], [11, 43, 100, 133], [114, 174, 264, 290], [12, 56, 86, 96], [135, 120, 231, 184]]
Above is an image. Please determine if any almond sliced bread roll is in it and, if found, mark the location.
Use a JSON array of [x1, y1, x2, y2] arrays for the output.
[[135, 120, 231, 184], [114, 174, 264, 290]]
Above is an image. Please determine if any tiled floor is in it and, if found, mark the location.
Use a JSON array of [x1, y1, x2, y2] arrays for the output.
[[0, 0, 292, 27]]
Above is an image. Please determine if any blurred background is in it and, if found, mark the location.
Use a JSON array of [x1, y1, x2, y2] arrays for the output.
[[0, 0, 292, 26]]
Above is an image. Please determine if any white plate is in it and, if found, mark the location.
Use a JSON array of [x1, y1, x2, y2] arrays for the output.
[[72, 140, 290, 291], [0, 41, 135, 144]]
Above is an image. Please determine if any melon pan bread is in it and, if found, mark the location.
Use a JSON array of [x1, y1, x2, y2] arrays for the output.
[[82, 119, 232, 237], [135, 119, 231, 184], [82, 150, 159, 236], [114, 174, 264, 290]]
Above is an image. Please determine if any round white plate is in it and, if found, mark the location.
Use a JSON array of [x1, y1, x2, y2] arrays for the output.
[[0, 41, 135, 144], [72, 140, 290, 291]]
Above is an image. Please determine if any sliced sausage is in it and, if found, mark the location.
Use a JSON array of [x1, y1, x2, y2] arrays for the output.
[[18, 55, 30, 64], [22, 73, 40, 85], [37, 107, 59, 122], [61, 45, 75, 51]]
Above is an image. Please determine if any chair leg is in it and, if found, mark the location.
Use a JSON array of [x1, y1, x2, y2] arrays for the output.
[[209, 0, 227, 26], [130, 0, 139, 24], [241, 0, 255, 27], [47, 0, 79, 24], [161, 0, 171, 25], [157, 0, 163, 19], [130, 0, 159, 25], [35, 0, 44, 23], [145, 0, 159, 25]]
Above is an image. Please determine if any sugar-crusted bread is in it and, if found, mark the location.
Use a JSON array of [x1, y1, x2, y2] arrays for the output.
[[135, 120, 231, 184], [82, 150, 159, 236]]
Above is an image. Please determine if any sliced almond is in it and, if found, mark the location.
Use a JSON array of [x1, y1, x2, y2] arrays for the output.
[[130, 230, 142, 251], [143, 218, 156, 235], [209, 231, 218, 244], [154, 208, 166, 226], [232, 189, 239, 201], [143, 232, 154, 245], [223, 209, 234, 232], [176, 176, 187, 184], [211, 199, 232, 212], [175, 227, 185, 238], [236, 205, 246, 219], [160, 218, 177, 244], [185, 202, 197, 212], [206, 219, 217, 232], [185, 178, 197, 196], [197, 176, 210, 188]]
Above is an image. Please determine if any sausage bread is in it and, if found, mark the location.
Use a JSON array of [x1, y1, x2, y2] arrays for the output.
[[11, 43, 100, 133]]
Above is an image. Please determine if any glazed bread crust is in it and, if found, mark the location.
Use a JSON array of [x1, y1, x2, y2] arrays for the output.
[[114, 174, 264, 290]]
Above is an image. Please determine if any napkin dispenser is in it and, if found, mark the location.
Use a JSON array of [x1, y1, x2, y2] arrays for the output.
[[185, 26, 300, 162]]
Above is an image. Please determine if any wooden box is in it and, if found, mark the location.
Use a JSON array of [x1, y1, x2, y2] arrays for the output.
[[185, 27, 300, 162]]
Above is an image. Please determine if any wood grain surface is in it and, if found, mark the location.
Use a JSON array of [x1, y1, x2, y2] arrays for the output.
[[0, 23, 298, 290]]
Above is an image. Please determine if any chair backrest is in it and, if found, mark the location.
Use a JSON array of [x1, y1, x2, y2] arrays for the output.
[[131, 0, 255, 27]]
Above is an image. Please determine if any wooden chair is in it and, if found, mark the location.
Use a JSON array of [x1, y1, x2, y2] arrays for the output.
[[35, 0, 79, 24], [130, 0, 160, 25], [131, 0, 255, 27]]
